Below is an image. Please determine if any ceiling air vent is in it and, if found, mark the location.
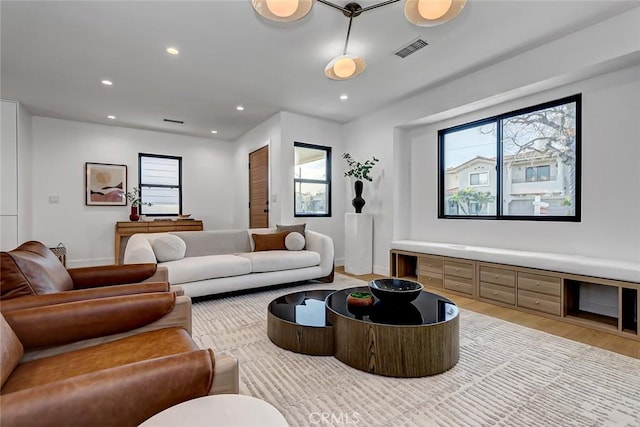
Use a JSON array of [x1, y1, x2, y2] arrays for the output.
[[163, 118, 184, 124], [394, 38, 428, 59]]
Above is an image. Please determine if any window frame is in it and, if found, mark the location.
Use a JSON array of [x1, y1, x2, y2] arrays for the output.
[[438, 94, 581, 222], [138, 152, 183, 216], [293, 142, 332, 218]]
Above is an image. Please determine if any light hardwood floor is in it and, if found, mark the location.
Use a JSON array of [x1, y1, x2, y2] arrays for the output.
[[336, 266, 640, 359]]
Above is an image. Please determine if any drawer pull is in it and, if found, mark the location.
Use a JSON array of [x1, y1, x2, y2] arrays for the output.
[[535, 300, 540, 305], [455, 268, 460, 272], [494, 275, 499, 279], [535, 282, 540, 286], [493, 291, 498, 295]]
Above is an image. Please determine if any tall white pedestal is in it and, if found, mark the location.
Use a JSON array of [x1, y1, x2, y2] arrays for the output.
[[344, 213, 373, 275]]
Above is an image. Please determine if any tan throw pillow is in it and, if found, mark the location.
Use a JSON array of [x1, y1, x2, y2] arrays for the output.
[[252, 232, 288, 252]]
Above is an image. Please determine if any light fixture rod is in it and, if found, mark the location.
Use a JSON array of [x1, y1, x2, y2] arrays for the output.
[[359, 0, 400, 13], [343, 14, 354, 54], [317, 0, 350, 14]]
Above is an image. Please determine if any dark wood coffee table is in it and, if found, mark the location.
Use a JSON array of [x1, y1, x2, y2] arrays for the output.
[[267, 286, 459, 377]]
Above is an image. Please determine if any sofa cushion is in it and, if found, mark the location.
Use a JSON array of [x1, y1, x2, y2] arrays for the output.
[[171, 230, 251, 257], [276, 223, 306, 249], [252, 232, 288, 252], [1, 241, 74, 299], [285, 232, 305, 251], [151, 235, 186, 262], [161, 255, 252, 285], [238, 251, 321, 273], [1, 314, 23, 388]]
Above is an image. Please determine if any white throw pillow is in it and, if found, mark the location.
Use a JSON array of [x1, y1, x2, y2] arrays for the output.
[[285, 232, 305, 251], [151, 234, 187, 262]]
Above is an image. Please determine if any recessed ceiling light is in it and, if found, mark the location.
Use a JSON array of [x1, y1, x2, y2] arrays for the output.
[[236, 105, 244, 111], [340, 94, 349, 100], [210, 130, 218, 134], [166, 47, 179, 55], [101, 80, 113, 86], [107, 115, 116, 119]]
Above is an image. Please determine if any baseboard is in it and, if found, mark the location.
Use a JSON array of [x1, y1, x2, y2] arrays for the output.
[[373, 264, 389, 277]]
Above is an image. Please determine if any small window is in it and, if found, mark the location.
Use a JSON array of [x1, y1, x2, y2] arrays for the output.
[[525, 165, 551, 182], [138, 153, 182, 216], [294, 142, 331, 217], [469, 172, 489, 186]]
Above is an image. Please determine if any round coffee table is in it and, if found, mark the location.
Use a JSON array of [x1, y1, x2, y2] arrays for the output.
[[139, 395, 288, 427], [267, 289, 335, 355], [266, 285, 459, 377], [326, 286, 459, 377]]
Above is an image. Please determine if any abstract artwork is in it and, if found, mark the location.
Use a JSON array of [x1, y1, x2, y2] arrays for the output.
[[85, 162, 127, 206]]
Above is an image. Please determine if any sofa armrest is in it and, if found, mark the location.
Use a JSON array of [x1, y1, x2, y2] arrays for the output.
[[20, 295, 192, 362], [305, 230, 335, 277], [124, 233, 158, 264], [4, 293, 177, 350], [0, 282, 171, 313], [68, 263, 159, 289], [143, 265, 168, 283], [209, 352, 239, 395], [0, 349, 214, 427]]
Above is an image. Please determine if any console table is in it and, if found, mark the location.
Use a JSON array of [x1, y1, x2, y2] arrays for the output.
[[390, 241, 639, 341], [114, 220, 203, 264]]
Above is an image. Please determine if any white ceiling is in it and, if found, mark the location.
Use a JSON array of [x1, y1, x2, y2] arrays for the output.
[[2, 0, 638, 141]]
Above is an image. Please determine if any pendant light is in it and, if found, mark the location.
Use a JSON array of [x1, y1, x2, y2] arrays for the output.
[[324, 3, 366, 81], [251, 0, 313, 22], [404, 0, 466, 27]]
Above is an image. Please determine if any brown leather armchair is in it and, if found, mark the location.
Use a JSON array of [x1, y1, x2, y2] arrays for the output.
[[1, 241, 172, 306], [0, 293, 239, 427]]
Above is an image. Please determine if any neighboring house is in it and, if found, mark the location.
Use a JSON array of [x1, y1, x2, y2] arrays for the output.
[[446, 152, 571, 216]]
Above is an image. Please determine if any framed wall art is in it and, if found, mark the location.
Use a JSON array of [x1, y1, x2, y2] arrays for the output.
[[85, 162, 127, 206]]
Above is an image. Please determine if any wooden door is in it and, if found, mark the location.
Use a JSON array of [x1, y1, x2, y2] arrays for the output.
[[249, 146, 269, 228]]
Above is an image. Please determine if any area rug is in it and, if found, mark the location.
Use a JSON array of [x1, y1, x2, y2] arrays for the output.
[[192, 274, 640, 427]]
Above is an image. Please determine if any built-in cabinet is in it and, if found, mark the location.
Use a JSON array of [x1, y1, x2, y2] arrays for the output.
[[1, 100, 31, 250], [390, 249, 639, 341]]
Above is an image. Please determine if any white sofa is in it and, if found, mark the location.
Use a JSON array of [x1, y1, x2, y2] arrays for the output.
[[123, 228, 335, 297]]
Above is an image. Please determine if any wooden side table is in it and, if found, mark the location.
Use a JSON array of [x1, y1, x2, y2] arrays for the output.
[[114, 220, 203, 264]]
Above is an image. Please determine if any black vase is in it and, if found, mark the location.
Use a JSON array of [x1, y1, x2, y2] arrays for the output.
[[352, 180, 366, 213]]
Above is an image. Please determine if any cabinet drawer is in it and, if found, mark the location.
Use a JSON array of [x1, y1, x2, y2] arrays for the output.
[[444, 277, 473, 295], [418, 256, 443, 275], [517, 289, 561, 316], [479, 266, 515, 288], [444, 260, 474, 280], [518, 272, 561, 296], [480, 282, 515, 305], [418, 273, 443, 288]]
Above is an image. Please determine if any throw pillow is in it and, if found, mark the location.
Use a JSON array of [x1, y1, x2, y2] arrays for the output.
[[285, 232, 305, 251], [151, 235, 186, 262], [276, 223, 306, 249], [276, 223, 306, 236], [252, 232, 288, 252]]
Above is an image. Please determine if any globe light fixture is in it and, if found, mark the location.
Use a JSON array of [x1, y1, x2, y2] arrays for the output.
[[251, 0, 313, 22], [404, 0, 466, 27]]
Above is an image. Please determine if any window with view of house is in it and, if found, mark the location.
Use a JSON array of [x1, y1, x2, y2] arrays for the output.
[[138, 153, 182, 216], [439, 94, 581, 221], [294, 142, 331, 217]]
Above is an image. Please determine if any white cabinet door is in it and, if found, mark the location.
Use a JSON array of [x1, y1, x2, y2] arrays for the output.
[[1, 101, 18, 216], [0, 215, 18, 250]]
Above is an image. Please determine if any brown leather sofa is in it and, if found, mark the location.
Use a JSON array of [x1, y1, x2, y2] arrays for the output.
[[1, 241, 171, 308], [0, 292, 239, 427]]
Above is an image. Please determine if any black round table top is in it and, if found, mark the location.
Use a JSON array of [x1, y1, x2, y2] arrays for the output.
[[268, 286, 458, 327], [327, 286, 458, 326]]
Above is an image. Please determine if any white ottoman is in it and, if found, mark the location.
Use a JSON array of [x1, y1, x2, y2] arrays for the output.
[[140, 394, 288, 427]]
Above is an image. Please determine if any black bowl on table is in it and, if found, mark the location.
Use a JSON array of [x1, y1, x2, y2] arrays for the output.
[[368, 278, 423, 304]]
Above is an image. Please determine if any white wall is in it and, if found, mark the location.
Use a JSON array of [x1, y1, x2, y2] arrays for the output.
[[232, 111, 347, 264], [280, 112, 346, 264], [343, 8, 640, 274], [407, 65, 640, 262], [32, 117, 235, 266]]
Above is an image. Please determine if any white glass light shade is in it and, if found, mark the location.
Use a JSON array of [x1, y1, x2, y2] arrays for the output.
[[324, 54, 366, 80], [251, 0, 313, 22], [404, 0, 466, 27]]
